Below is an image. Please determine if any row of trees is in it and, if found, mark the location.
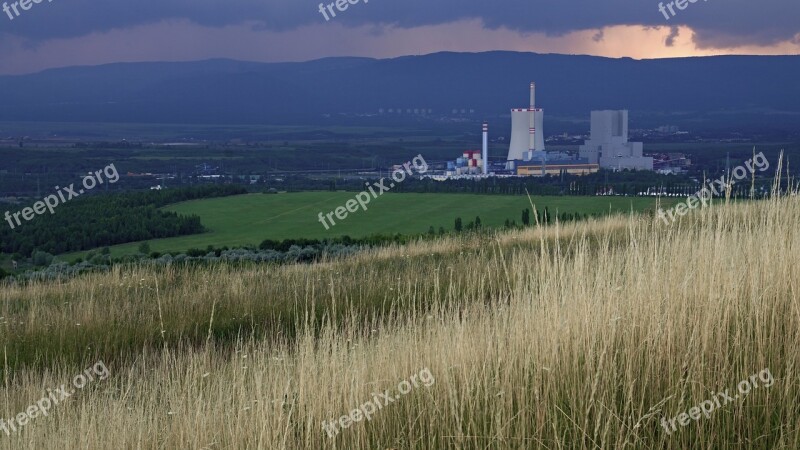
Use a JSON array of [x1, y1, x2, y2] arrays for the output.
[[444, 206, 598, 235]]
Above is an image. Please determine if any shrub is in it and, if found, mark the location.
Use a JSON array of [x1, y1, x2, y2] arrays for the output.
[[138, 242, 151, 254], [186, 248, 206, 257], [32, 250, 54, 267]]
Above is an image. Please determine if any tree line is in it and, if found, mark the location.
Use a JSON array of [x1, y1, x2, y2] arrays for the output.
[[446, 204, 605, 235]]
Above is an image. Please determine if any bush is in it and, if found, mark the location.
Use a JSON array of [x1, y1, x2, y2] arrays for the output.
[[32, 250, 54, 267], [138, 242, 151, 254], [186, 248, 206, 257], [259, 239, 281, 251]]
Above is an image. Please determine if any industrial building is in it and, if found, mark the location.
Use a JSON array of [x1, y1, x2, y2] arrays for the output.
[[578, 110, 653, 171], [446, 150, 485, 175], [517, 162, 599, 176], [514, 148, 598, 176], [444, 122, 491, 176]]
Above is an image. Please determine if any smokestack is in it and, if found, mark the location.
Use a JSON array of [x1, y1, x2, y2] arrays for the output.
[[482, 122, 488, 175], [529, 82, 536, 152]]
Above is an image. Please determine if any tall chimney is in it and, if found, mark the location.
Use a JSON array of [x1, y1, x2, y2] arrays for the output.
[[482, 122, 489, 175], [530, 82, 536, 109], [529, 82, 536, 152]]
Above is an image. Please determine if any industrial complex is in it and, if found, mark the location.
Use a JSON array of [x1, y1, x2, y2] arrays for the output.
[[436, 82, 655, 179]]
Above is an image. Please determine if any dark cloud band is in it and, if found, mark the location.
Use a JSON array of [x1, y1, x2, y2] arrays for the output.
[[0, 0, 796, 48]]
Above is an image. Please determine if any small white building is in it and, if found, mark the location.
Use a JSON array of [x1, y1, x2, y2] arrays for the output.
[[579, 110, 653, 171]]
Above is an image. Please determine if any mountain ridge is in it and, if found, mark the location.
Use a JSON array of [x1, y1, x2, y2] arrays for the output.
[[1, 51, 798, 130]]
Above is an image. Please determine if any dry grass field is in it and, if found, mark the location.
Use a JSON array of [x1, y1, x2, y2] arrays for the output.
[[0, 188, 798, 448]]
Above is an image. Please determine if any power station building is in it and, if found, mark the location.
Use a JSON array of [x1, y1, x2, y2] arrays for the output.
[[578, 110, 653, 171]]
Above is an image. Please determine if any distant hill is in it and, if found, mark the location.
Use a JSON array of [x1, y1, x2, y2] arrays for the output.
[[1, 52, 799, 131]]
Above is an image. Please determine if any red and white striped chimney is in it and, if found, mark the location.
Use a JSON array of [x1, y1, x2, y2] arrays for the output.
[[529, 82, 536, 152], [482, 122, 488, 175]]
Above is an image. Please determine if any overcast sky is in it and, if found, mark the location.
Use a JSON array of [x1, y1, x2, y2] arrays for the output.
[[0, 0, 798, 74]]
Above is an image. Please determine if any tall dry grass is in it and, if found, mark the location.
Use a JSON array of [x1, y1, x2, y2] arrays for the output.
[[0, 194, 798, 448]]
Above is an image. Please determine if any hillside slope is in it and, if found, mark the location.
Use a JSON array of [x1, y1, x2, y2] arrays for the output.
[[0, 193, 797, 448]]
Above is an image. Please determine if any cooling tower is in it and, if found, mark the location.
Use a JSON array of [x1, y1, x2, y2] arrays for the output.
[[508, 109, 530, 161], [507, 83, 544, 161]]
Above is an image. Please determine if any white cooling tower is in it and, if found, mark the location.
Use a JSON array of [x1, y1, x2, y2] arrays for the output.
[[508, 109, 531, 161], [507, 82, 544, 162], [508, 108, 544, 161]]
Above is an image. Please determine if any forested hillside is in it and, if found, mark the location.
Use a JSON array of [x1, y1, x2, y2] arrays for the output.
[[0, 185, 246, 256]]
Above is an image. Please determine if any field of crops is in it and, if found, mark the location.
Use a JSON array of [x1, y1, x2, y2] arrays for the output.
[[75, 192, 670, 258]]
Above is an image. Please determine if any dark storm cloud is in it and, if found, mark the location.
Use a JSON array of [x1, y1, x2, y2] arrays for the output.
[[665, 26, 680, 47], [0, 0, 797, 48]]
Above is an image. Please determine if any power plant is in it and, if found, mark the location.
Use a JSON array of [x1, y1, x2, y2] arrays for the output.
[[434, 82, 654, 180]]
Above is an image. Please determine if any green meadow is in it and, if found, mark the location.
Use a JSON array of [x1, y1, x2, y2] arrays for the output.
[[65, 192, 671, 259]]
